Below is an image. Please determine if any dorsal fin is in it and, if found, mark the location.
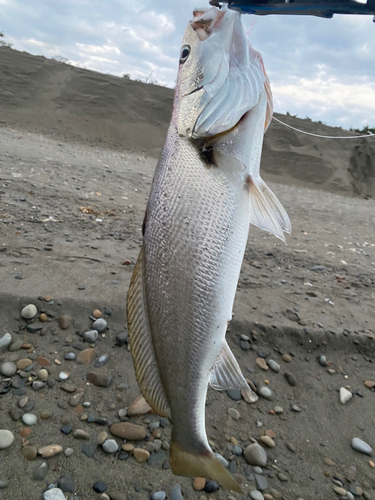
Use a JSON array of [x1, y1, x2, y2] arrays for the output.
[[127, 247, 170, 417]]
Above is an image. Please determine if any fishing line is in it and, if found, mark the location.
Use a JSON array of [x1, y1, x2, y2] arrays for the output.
[[272, 116, 375, 139]]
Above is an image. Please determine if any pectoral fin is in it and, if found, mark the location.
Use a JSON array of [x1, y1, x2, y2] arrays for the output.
[[127, 246, 170, 417], [209, 342, 258, 403]]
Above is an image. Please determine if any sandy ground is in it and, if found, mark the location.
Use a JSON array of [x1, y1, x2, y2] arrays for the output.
[[0, 124, 375, 500]]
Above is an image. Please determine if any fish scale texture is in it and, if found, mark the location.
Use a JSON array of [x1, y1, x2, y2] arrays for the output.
[[144, 123, 250, 450]]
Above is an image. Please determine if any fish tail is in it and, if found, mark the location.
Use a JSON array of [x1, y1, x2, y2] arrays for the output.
[[170, 441, 243, 494]]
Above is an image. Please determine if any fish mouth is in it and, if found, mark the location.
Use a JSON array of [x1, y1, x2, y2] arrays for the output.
[[190, 7, 226, 41]]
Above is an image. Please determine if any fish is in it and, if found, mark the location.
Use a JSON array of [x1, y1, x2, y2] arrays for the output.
[[127, 5, 291, 494]]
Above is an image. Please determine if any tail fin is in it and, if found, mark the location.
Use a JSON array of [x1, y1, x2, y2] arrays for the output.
[[170, 441, 243, 494]]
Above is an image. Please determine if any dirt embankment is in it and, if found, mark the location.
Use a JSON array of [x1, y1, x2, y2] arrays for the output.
[[1, 46, 375, 197]]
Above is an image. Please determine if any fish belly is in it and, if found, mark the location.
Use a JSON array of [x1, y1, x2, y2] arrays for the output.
[[144, 124, 250, 449]]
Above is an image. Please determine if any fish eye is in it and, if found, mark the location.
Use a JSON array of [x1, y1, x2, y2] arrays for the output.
[[179, 45, 191, 64]]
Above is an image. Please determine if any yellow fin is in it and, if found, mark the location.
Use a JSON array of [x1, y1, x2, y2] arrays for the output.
[[127, 246, 170, 417], [170, 441, 243, 494]]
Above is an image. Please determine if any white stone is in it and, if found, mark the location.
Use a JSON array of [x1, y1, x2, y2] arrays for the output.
[[43, 488, 66, 500], [21, 304, 37, 319], [0, 333, 12, 354], [340, 387, 353, 405], [250, 491, 264, 500], [102, 439, 118, 453], [351, 438, 373, 456], [0, 430, 14, 449], [22, 413, 37, 426], [0, 361, 17, 377]]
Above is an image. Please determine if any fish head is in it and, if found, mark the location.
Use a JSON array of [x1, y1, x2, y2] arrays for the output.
[[173, 6, 273, 139]]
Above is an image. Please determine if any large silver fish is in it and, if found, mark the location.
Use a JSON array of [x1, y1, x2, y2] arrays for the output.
[[127, 6, 290, 493]]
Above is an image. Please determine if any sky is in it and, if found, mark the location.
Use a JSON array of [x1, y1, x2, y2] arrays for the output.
[[1, 0, 375, 130]]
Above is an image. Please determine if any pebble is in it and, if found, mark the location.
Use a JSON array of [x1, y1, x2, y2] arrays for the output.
[[38, 444, 63, 457], [59, 371, 70, 381], [0, 362, 17, 376], [87, 370, 112, 387], [281, 354, 292, 363], [93, 309, 103, 318], [364, 380, 375, 389], [170, 484, 183, 500], [0, 333, 12, 354], [16, 358, 32, 370], [133, 448, 150, 462], [65, 448, 74, 457], [37, 356, 51, 366], [94, 481, 107, 493], [21, 304, 37, 319], [277, 472, 289, 482], [318, 355, 329, 367], [250, 490, 264, 500], [94, 354, 111, 368], [73, 429, 91, 440], [228, 408, 240, 420], [77, 348, 95, 364], [9, 339, 23, 352], [116, 332, 128, 346], [151, 492, 166, 500], [83, 330, 98, 342], [92, 318, 107, 333], [102, 439, 119, 453], [0, 430, 14, 449], [268, 360, 280, 373], [258, 387, 273, 400], [269, 489, 282, 499], [110, 422, 146, 440], [64, 352, 76, 361], [33, 462, 49, 481], [204, 481, 219, 493], [147, 451, 167, 466], [61, 425, 72, 435], [256, 358, 268, 370], [274, 406, 283, 414], [351, 438, 373, 456], [193, 478, 206, 491], [32, 381, 46, 391], [256, 474, 268, 490], [22, 445, 37, 460], [44, 488, 67, 500], [340, 387, 353, 405], [57, 476, 76, 492], [37, 369, 49, 380], [18, 395, 28, 408], [333, 486, 347, 496], [22, 413, 37, 425], [127, 395, 152, 416], [58, 315, 73, 330], [82, 441, 98, 457], [226, 389, 242, 401], [260, 436, 276, 448], [98, 431, 108, 444], [284, 372, 297, 387], [244, 443, 267, 466], [0, 479, 9, 489]]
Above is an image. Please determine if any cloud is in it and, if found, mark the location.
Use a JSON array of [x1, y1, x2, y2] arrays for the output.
[[1, 0, 375, 128]]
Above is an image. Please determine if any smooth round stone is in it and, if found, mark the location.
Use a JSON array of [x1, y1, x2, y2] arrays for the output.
[[0, 333, 12, 354], [22, 413, 37, 426], [64, 448, 74, 457], [226, 389, 242, 401], [340, 387, 353, 405], [258, 387, 273, 400], [44, 487, 70, 499], [351, 438, 373, 456], [116, 332, 128, 346], [228, 408, 240, 420], [93, 481, 107, 493], [284, 372, 297, 387], [22, 445, 37, 460], [94, 354, 110, 368], [92, 318, 107, 333], [16, 359, 32, 370], [268, 360, 280, 373], [64, 352, 76, 361], [232, 445, 242, 455], [83, 330, 98, 343], [73, 429, 91, 440], [58, 316, 73, 330], [0, 362, 17, 377], [244, 443, 267, 466], [32, 381, 46, 391], [59, 371, 70, 381], [21, 304, 37, 319], [9, 339, 23, 352], [274, 406, 284, 414], [61, 425, 72, 435], [33, 462, 49, 481], [260, 436, 276, 448], [0, 430, 14, 449], [282, 354, 292, 363], [37, 369, 49, 380], [250, 491, 264, 500], [57, 476, 76, 493], [204, 481, 220, 493], [151, 492, 166, 500], [97, 431, 108, 444], [277, 473, 289, 482], [102, 439, 118, 453]]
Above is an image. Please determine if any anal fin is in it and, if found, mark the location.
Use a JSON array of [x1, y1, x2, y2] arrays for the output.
[[209, 342, 258, 403], [127, 246, 170, 417]]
